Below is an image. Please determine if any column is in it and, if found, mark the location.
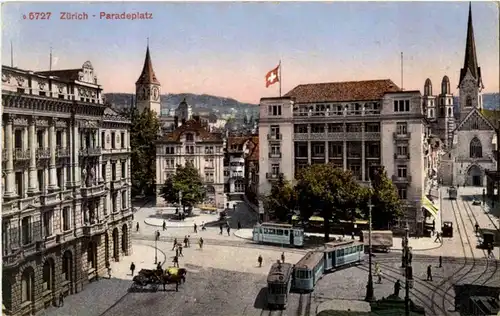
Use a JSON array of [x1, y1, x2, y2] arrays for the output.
[[62, 129, 67, 155], [97, 130, 102, 182], [48, 119, 58, 190], [67, 126, 73, 187], [73, 122, 80, 186], [4, 117, 15, 197], [307, 141, 311, 165], [28, 117, 37, 193], [325, 141, 329, 163], [361, 124, 366, 181], [343, 141, 347, 171]]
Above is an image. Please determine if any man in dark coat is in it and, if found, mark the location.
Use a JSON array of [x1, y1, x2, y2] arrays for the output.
[[394, 280, 401, 297]]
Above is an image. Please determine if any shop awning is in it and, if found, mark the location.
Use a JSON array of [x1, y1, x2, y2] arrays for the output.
[[422, 196, 439, 219]]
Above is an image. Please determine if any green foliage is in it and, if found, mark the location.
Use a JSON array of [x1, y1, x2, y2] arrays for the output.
[[262, 175, 297, 222], [365, 166, 404, 229], [162, 164, 205, 210], [130, 108, 160, 197]]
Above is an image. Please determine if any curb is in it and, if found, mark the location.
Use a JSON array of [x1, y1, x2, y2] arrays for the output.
[[144, 218, 197, 229], [233, 229, 253, 241]]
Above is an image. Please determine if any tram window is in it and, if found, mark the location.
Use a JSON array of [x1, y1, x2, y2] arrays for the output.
[[264, 228, 268, 234], [277, 229, 283, 235], [285, 230, 289, 236], [269, 229, 275, 234]]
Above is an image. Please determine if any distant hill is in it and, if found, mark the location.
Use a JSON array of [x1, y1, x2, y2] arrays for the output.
[[453, 92, 499, 110], [103, 93, 258, 115]]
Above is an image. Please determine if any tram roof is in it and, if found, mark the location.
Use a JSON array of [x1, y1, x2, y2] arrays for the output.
[[295, 251, 324, 270], [267, 262, 293, 283], [259, 222, 294, 228]]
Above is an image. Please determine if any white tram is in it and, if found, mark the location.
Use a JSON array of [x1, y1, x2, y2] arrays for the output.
[[252, 222, 304, 247]]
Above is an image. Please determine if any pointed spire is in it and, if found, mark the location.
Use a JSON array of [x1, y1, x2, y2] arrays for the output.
[[136, 41, 160, 85], [459, 2, 482, 85]]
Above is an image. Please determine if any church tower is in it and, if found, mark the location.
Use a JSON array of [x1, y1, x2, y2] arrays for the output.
[[135, 44, 161, 115], [458, 2, 484, 120], [423, 78, 436, 121], [437, 76, 455, 149]]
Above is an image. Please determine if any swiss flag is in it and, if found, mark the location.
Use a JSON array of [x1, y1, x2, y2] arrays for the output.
[[265, 64, 280, 88]]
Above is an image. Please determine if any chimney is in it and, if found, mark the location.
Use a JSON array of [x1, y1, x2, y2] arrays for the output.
[[174, 116, 179, 128]]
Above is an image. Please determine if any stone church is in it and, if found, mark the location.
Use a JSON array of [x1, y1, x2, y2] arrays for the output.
[[433, 3, 497, 187]]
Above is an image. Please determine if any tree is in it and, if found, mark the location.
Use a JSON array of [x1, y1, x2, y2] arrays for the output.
[[364, 166, 404, 229], [262, 175, 297, 222], [130, 108, 160, 197], [295, 164, 364, 242], [163, 164, 205, 213]]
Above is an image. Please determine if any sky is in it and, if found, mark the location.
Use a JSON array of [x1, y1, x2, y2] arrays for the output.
[[2, 1, 499, 104]]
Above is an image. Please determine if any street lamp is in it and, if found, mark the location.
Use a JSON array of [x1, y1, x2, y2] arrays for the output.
[[365, 183, 375, 302], [154, 230, 158, 264], [404, 222, 410, 316]]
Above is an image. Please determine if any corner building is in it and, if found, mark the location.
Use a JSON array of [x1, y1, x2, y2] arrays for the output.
[[1, 62, 132, 316], [259, 79, 433, 233]]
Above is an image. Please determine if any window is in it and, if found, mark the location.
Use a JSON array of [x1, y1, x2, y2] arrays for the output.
[[447, 108, 452, 117], [268, 105, 282, 116], [57, 168, 63, 188], [393, 100, 410, 112], [165, 146, 175, 154], [396, 122, 408, 135], [329, 143, 343, 158], [37, 130, 44, 148], [112, 194, 117, 213], [43, 210, 53, 237], [429, 109, 434, 118], [101, 163, 107, 182], [328, 123, 343, 133], [397, 165, 407, 178], [346, 123, 361, 132], [165, 159, 175, 168], [121, 132, 125, 148], [235, 180, 245, 192], [101, 132, 105, 147], [121, 161, 126, 178], [111, 132, 116, 149], [311, 124, 325, 133], [17, 88, 25, 94], [112, 162, 116, 180], [121, 191, 127, 209], [270, 125, 281, 139], [312, 143, 325, 156], [205, 172, 214, 183], [62, 207, 71, 231], [397, 145, 408, 156], [185, 133, 194, 142], [185, 158, 194, 166], [16, 171, 24, 197], [270, 145, 281, 155], [365, 123, 380, 133], [271, 163, 280, 175], [205, 146, 214, 154], [398, 188, 407, 200], [37, 170, 44, 193], [185, 146, 194, 154], [205, 158, 214, 169], [21, 217, 31, 245], [14, 129, 22, 149], [470, 137, 482, 158], [349, 164, 361, 179], [294, 124, 308, 133]]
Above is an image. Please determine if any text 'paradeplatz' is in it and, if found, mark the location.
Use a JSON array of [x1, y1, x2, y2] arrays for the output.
[[100, 12, 153, 20]]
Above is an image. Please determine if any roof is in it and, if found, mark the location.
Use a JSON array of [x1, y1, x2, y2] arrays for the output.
[[103, 107, 130, 123], [284, 79, 401, 103], [480, 109, 500, 128], [35, 69, 81, 81], [259, 222, 293, 228], [267, 262, 293, 284], [158, 119, 223, 143], [295, 251, 324, 270], [136, 46, 160, 85], [459, 3, 482, 85]]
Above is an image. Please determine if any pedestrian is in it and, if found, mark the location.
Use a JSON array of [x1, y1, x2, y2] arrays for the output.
[[130, 262, 136, 276], [475, 222, 479, 234], [173, 255, 179, 268], [432, 219, 435, 231], [409, 251, 413, 265], [172, 238, 177, 251], [434, 232, 441, 243], [439, 256, 442, 268], [106, 261, 111, 278], [375, 263, 382, 283], [199, 237, 204, 249], [175, 247, 179, 257], [258, 255, 263, 267], [281, 252, 285, 263], [178, 244, 184, 257], [184, 236, 188, 247], [157, 262, 162, 271], [136, 222, 139, 232], [227, 226, 231, 236], [58, 292, 64, 307], [219, 223, 223, 235], [237, 221, 241, 230], [351, 231, 355, 240], [156, 231, 160, 241], [394, 280, 401, 297], [194, 223, 198, 233], [426, 265, 433, 281], [163, 220, 167, 231], [187, 235, 191, 247]]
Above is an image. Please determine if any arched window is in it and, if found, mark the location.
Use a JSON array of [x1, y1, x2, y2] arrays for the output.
[[430, 109, 434, 118], [448, 108, 452, 117], [470, 137, 482, 158], [440, 108, 445, 117], [466, 96, 472, 107]]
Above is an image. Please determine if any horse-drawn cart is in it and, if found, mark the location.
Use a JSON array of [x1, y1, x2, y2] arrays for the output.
[[131, 268, 187, 292]]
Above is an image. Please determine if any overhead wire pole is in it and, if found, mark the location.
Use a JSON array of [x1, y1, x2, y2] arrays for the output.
[[401, 52, 404, 90], [10, 40, 13, 67], [49, 47, 53, 71], [279, 59, 282, 97]]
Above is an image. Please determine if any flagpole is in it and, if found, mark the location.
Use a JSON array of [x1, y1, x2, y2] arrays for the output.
[[10, 41, 13, 67], [279, 60, 282, 97], [50, 47, 53, 71]]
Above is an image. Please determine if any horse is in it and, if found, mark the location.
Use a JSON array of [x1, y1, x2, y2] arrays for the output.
[[160, 269, 187, 292]]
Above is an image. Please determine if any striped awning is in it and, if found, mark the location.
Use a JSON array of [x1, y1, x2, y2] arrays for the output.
[[422, 196, 439, 219]]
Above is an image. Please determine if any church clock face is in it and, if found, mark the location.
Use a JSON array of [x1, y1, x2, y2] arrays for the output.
[[152, 86, 160, 101]]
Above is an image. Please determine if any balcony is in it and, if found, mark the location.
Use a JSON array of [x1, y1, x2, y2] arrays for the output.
[[266, 172, 283, 180], [40, 192, 60, 206], [36, 147, 51, 159], [81, 184, 106, 198], [57, 147, 70, 158], [267, 133, 282, 141], [394, 153, 411, 160], [14, 148, 30, 161], [110, 179, 123, 191], [393, 132, 411, 140], [268, 152, 282, 159], [204, 165, 215, 169], [79, 147, 102, 157], [205, 178, 215, 184], [82, 222, 106, 237], [3, 249, 22, 268], [392, 175, 412, 184]]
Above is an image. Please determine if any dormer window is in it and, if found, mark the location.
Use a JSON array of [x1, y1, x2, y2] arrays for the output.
[[186, 133, 194, 142]]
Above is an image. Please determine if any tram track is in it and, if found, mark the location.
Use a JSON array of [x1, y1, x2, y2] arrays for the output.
[[294, 293, 312, 316]]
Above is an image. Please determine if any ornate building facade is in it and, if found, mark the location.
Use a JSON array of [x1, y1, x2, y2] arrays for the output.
[[437, 3, 496, 187], [258, 80, 433, 233], [1, 62, 132, 316]]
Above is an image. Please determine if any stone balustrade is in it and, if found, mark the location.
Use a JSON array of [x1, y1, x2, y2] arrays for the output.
[[80, 184, 106, 198], [79, 147, 102, 156], [36, 147, 51, 159], [56, 147, 70, 158], [82, 222, 106, 237], [14, 148, 30, 160]]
